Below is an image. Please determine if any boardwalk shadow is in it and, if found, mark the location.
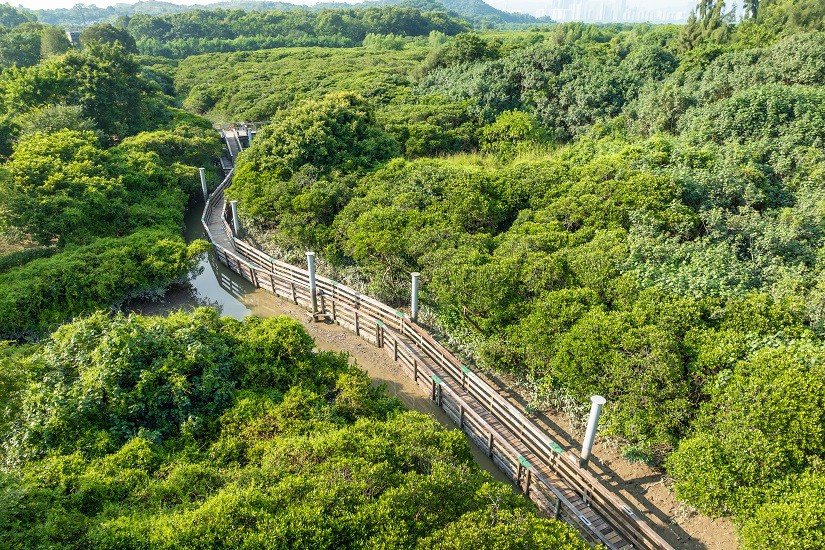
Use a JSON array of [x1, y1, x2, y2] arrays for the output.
[[470, 367, 706, 549]]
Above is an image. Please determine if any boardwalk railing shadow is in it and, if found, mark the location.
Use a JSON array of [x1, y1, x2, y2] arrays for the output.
[[202, 130, 675, 550]]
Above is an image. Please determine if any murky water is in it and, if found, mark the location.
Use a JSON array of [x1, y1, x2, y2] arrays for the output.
[[128, 203, 511, 484]]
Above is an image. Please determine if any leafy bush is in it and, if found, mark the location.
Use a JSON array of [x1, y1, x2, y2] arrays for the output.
[[480, 110, 545, 159], [228, 92, 398, 225], [0, 311, 587, 549], [0, 230, 207, 339], [667, 344, 825, 516]]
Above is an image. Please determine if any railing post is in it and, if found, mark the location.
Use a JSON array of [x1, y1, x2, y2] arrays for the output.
[[199, 167, 208, 201], [411, 271, 420, 322], [580, 395, 606, 466], [230, 200, 241, 236], [487, 432, 495, 458], [525, 469, 532, 498], [306, 252, 317, 316]]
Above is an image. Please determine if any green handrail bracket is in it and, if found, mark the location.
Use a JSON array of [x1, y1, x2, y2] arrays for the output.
[[460, 365, 471, 374], [377, 321, 385, 327], [518, 456, 531, 469], [548, 441, 564, 455], [395, 310, 404, 317], [432, 375, 443, 385]]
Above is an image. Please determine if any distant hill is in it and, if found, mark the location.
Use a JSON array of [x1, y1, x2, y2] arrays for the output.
[[358, 0, 541, 25], [30, 0, 544, 29]]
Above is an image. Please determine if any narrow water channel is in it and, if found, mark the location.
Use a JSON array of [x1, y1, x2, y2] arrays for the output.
[[128, 203, 512, 484]]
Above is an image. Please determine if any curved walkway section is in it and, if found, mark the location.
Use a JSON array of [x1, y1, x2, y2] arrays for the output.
[[204, 129, 673, 550]]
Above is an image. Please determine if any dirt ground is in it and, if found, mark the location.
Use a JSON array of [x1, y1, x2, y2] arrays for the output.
[[475, 368, 739, 549]]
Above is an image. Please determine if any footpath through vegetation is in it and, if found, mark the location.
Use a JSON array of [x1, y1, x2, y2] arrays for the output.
[[1, 1, 824, 547]]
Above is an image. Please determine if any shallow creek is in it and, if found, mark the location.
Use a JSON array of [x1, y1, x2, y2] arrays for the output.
[[127, 203, 511, 484]]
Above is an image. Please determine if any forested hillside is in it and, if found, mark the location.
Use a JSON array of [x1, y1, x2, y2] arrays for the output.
[[194, 1, 823, 545], [32, 0, 537, 31], [119, 7, 468, 57]]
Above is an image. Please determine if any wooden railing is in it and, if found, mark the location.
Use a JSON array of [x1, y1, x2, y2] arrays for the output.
[[200, 169, 673, 550]]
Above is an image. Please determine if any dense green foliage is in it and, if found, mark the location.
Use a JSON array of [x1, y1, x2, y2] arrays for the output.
[[0, 230, 206, 338], [0, 311, 587, 549], [3, 0, 824, 546], [175, 46, 426, 119], [119, 7, 467, 58], [227, 92, 398, 226], [0, 42, 222, 338], [0, 5, 70, 69], [80, 23, 139, 53], [214, 8, 825, 545], [30, 0, 540, 31]]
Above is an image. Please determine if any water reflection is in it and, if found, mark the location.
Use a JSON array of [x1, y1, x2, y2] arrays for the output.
[[126, 203, 511, 484]]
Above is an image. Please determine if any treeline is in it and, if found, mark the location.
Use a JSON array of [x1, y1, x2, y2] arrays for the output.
[[0, 310, 588, 548], [0, 34, 221, 338], [0, 4, 71, 68], [30, 0, 539, 31], [118, 7, 468, 57], [220, 2, 825, 545]]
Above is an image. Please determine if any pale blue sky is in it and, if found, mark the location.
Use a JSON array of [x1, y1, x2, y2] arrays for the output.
[[15, 0, 700, 17]]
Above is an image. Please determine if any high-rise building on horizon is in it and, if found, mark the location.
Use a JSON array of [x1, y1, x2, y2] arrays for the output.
[[515, 0, 692, 23]]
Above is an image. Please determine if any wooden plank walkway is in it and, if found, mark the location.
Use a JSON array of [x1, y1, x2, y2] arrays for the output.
[[391, 328, 625, 548], [201, 129, 673, 550]]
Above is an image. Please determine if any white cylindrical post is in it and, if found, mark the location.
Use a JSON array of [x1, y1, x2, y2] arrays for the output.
[[411, 272, 420, 323], [199, 167, 208, 201], [580, 395, 606, 466], [306, 252, 317, 315], [230, 200, 241, 235]]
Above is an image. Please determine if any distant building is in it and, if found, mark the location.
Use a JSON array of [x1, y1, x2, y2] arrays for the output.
[[534, 0, 687, 23], [65, 31, 82, 45]]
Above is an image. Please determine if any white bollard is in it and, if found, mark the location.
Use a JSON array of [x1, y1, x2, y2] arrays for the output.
[[306, 252, 317, 315], [199, 167, 208, 201], [580, 395, 606, 466], [230, 200, 241, 236], [411, 272, 420, 322]]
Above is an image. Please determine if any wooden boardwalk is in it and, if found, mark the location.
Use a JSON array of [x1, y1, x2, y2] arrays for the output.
[[203, 129, 673, 550]]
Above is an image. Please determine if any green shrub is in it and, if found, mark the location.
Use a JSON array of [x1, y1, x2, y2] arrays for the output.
[[0, 311, 584, 548], [0, 231, 207, 339]]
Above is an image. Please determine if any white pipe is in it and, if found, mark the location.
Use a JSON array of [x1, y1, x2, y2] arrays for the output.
[[581, 395, 606, 466], [230, 200, 241, 235], [199, 167, 208, 201], [306, 252, 317, 315], [411, 272, 420, 322]]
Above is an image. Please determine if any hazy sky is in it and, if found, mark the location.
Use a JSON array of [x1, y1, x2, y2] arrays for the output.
[[15, 0, 699, 14]]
